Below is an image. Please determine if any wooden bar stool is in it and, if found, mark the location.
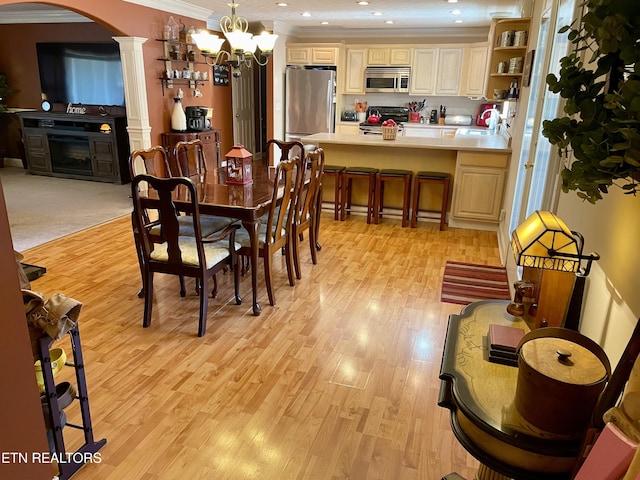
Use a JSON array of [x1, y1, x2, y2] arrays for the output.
[[374, 169, 412, 227], [341, 167, 379, 224], [411, 171, 451, 231], [321, 165, 346, 221]]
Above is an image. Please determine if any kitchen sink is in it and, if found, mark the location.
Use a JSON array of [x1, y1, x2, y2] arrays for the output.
[[456, 128, 492, 136]]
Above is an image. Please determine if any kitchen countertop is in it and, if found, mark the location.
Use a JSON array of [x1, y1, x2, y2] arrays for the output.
[[301, 130, 511, 153]]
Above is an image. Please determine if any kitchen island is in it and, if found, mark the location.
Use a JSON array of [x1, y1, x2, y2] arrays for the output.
[[301, 130, 512, 230]]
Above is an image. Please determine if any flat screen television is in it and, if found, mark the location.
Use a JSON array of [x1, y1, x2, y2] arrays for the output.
[[36, 42, 125, 107]]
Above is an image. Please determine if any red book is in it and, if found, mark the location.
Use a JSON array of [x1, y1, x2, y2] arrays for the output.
[[574, 422, 638, 480], [488, 324, 525, 353]]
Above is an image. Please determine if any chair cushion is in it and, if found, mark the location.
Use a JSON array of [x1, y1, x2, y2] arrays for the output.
[[417, 171, 451, 179], [234, 223, 287, 249], [323, 165, 346, 173], [177, 215, 237, 237], [150, 237, 240, 269], [379, 169, 412, 177], [345, 166, 379, 175]]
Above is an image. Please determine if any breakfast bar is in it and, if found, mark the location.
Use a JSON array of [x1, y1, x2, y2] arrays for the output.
[[301, 130, 512, 230]]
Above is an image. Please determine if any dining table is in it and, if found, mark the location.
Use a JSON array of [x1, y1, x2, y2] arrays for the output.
[[140, 161, 279, 315]]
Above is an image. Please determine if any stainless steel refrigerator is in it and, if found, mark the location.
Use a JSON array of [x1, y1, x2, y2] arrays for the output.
[[285, 66, 336, 142]]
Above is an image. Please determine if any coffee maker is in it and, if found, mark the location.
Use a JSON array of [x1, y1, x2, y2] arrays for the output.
[[185, 106, 209, 132]]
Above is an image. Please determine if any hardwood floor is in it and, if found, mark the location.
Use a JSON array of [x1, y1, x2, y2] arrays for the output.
[[22, 213, 505, 480]]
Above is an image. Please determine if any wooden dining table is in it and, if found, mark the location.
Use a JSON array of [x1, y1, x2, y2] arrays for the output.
[[140, 161, 279, 315]]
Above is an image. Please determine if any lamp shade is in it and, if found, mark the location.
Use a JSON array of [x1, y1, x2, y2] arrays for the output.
[[511, 211, 581, 272], [254, 31, 278, 53]]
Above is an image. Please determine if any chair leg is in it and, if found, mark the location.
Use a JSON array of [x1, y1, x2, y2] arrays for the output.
[[198, 275, 208, 337], [366, 174, 375, 224], [179, 276, 186, 297], [440, 177, 450, 231], [285, 239, 296, 287], [309, 218, 318, 265], [263, 251, 275, 306], [411, 177, 420, 228], [232, 254, 242, 305], [142, 270, 154, 328], [292, 226, 302, 280], [402, 176, 411, 228], [374, 174, 381, 225], [211, 274, 218, 298]]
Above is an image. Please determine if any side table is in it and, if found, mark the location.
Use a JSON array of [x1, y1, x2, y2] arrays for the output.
[[438, 300, 582, 480]]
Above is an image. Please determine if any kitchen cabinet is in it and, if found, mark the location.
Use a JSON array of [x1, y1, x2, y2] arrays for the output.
[[343, 49, 367, 94], [409, 48, 438, 95], [336, 123, 361, 135], [367, 47, 411, 65], [286, 44, 339, 65], [451, 151, 508, 222], [435, 48, 463, 95], [157, 39, 209, 96], [461, 45, 489, 97], [485, 17, 532, 100]]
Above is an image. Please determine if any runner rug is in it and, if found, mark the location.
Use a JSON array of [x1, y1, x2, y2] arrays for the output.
[[440, 261, 512, 305]]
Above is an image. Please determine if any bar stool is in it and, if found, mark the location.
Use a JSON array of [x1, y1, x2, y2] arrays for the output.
[[411, 171, 451, 231], [321, 165, 346, 221], [341, 167, 379, 224], [374, 169, 413, 227]]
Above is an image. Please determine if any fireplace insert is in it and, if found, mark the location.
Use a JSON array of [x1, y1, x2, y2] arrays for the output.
[[48, 135, 92, 177]]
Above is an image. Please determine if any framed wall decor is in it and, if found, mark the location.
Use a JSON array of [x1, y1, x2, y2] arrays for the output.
[[213, 65, 229, 86], [523, 50, 535, 87]]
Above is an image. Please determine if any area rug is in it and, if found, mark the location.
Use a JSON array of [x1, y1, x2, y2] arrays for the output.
[[440, 261, 512, 305]]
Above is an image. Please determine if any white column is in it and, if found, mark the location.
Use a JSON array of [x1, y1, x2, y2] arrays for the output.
[[113, 36, 151, 152]]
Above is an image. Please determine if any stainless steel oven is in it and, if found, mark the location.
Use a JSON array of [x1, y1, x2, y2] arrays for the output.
[[358, 105, 409, 135], [364, 67, 410, 93]]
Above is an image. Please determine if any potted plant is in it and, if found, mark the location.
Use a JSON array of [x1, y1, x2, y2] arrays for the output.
[[542, 0, 640, 203], [0, 73, 11, 113]]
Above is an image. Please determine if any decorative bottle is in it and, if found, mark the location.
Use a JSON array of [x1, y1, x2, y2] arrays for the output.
[[171, 97, 187, 132]]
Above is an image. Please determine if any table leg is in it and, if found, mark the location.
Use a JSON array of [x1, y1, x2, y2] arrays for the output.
[[474, 464, 511, 480], [242, 218, 262, 316]]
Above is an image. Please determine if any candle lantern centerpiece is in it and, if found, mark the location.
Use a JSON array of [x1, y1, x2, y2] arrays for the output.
[[226, 144, 253, 185]]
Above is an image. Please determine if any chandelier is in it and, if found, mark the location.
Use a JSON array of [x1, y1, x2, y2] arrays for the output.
[[192, 2, 278, 78]]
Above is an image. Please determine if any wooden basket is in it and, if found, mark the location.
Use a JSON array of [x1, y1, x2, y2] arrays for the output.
[[381, 126, 398, 140]]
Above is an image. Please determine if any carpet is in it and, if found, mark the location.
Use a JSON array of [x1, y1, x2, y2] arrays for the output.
[[1, 166, 132, 252], [441, 261, 512, 305]]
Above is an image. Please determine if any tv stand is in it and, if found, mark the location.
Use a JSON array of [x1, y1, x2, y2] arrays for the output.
[[18, 112, 130, 184]]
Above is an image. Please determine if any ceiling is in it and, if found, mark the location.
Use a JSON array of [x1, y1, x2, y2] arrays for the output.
[[0, 0, 529, 41]]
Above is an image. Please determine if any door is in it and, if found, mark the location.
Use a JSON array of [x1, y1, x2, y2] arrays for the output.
[[231, 62, 256, 153], [509, 0, 578, 233]]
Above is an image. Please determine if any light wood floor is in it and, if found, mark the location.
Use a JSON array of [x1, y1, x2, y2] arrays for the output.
[[22, 213, 505, 480]]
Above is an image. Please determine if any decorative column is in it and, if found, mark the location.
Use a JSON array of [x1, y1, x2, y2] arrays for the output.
[[113, 36, 152, 152]]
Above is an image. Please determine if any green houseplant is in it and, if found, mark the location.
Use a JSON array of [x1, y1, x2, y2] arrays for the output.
[[542, 0, 640, 203]]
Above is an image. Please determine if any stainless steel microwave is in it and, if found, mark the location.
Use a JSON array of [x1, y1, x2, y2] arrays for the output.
[[364, 67, 410, 93]]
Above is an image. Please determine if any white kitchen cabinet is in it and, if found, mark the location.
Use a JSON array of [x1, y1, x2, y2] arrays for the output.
[[409, 48, 438, 95], [367, 47, 411, 65], [286, 44, 339, 65], [343, 48, 367, 94], [461, 45, 488, 97], [451, 151, 508, 222], [435, 48, 463, 95]]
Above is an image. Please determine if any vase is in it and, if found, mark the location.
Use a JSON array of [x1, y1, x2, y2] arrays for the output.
[[171, 98, 186, 132]]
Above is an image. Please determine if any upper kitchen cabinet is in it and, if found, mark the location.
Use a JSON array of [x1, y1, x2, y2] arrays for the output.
[[367, 47, 411, 66], [342, 48, 367, 94], [485, 18, 532, 100], [286, 43, 340, 65], [409, 48, 438, 95], [461, 44, 489, 97], [435, 48, 463, 95]]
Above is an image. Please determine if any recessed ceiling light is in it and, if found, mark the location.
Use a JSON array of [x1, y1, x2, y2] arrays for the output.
[[275, 2, 288, 6], [385, 20, 394, 24], [455, 19, 464, 23], [447, 0, 458, 3], [450, 9, 462, 15], [321, 21, 329, 24], [357, 1, 369, 5], [302, 11, 311, 17], [372, 11, 383, 16]]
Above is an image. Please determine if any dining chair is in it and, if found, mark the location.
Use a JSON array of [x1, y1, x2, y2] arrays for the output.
[[130, 174, 242, 337], [264, 138, 304, 166], [235, 157, 301, 306], [292, 147, 325, 279]]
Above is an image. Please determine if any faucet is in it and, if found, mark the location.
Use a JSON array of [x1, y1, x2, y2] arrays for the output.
[[481, 108, 501, 134]]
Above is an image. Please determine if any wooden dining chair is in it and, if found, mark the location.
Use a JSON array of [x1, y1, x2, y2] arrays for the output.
[[235, 157, 301, 306], [264, 138, 304, 166], [174, 139, 207, 177], [131, 174, 242, 337], [292, 147, 325, 279]]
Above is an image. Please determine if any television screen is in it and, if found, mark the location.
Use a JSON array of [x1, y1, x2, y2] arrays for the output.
[[36, 42, 125, 107]]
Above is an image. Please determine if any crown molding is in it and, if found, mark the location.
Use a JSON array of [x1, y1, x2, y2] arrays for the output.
[[0, 8, 90, 24], [124, 0, 211, 20]]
